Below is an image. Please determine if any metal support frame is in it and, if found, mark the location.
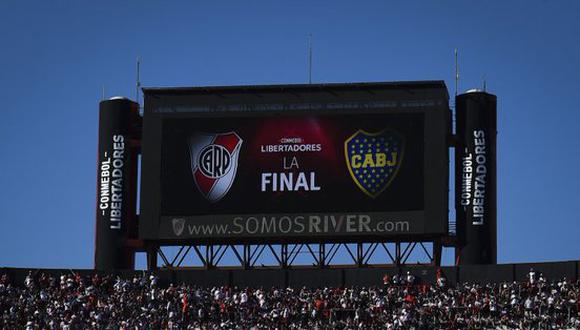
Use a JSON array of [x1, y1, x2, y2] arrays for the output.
[[147, 240, 441, 270]]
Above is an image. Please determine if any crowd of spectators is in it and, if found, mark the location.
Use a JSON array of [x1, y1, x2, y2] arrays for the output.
[[0, 269, 578, 329]]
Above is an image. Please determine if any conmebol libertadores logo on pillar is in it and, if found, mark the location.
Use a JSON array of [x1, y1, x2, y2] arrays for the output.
[[189, 132, 243, 203]]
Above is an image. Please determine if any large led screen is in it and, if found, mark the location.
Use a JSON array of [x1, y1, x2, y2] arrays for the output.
[[139, 83, 450, 242]]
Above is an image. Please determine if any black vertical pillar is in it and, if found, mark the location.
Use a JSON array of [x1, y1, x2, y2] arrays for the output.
[[95, 97, 140, 270], [455, 91, 497, 265]]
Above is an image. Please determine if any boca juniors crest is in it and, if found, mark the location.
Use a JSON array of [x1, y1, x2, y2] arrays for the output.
[[344, 129, 404, 198], [189, 132, 243, 203]]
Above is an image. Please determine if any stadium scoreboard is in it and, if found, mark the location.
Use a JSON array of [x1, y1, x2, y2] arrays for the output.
[[139, 82, 450, 244]]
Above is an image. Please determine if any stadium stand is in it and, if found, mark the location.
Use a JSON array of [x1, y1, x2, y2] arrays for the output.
[[1, 262, 579, 329]]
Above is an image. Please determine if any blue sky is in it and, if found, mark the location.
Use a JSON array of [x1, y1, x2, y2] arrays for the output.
[[0, 1, 579, 268]]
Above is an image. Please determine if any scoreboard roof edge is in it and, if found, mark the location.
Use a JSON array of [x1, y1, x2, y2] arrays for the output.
[[142, 80, 449, 99]]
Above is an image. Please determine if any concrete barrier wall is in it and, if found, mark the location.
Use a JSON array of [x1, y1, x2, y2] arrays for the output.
[[344, 268, 398, 287], [287, 269, 343, 288], [231, 269, 286, 288], [459, 264, 514, 284], [440, 266, 458, 286], [2, 260, 578, 288], [513, 261, 576, 283], [400, 266, 438, 284], [174, 270, 230, 287]]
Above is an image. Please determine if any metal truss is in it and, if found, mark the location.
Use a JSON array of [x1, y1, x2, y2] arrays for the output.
[[147, 241, 441, 270]]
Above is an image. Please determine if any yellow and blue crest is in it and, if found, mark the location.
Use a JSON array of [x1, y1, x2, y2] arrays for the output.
[[344, 129, 404, 198]]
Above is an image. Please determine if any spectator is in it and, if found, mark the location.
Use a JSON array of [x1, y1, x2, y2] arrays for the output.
[[405, 271, 416, 285], [382, 274, 390, 287], [528, 267, 536, 285]]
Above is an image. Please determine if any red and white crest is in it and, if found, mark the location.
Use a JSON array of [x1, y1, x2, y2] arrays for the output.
[[189, 132, 243, 203]]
